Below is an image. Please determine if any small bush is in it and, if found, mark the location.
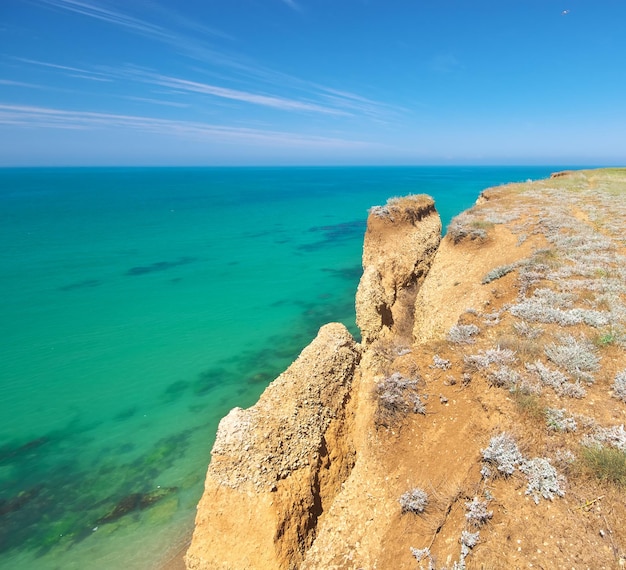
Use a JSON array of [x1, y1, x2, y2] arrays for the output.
[[525, 360, 586, 398], [460, 530, 480, 549], [447, 213, 491, 244], [373, 372, 425, 428], [400, 487, 428, 514], [459, 530, 480, 565], [465, 497, 493, 528], [448, 324, 480, 345], [482, 263, 517, 284], [488, 365, 520, 388], [544, 334, 600, 382], [464, 347, 516, 372], [481, 433, 523, 477], [613, 370, 626, 403], [431, 354, 451, 370], [545, 408, 577, 432], [594, 331, 617, 347], [583, 425, 626, 452], [410, 547, 434, 569], [520, 457, 565, 504]]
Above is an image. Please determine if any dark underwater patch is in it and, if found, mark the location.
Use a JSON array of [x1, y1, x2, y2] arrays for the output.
[[298, 219, 365, 252], [0, 436, 50, 465], [114, 407, 138, 421], [322, 264, 363, 282], [125, 256, 196, 276], [95, 486, 178, 526], [58, 279, 102, 292], [192, 368, 228, 396], [0, 423, 193, 557], [159, 380, 190, 403]]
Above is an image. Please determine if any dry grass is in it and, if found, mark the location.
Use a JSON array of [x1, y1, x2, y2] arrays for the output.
[[576, 447, 626, 487]]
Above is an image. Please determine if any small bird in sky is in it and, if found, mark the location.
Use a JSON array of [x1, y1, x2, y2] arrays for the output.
[[561, 9, 571, 16]]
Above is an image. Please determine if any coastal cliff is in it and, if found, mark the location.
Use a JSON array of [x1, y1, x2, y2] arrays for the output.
[[186, 169, 626, 569]]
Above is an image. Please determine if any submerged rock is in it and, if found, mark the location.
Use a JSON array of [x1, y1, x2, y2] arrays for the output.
[[96, 487, 178, 525]]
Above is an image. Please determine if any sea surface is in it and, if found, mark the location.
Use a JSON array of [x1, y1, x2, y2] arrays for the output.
[[0, 166, 562, 569]]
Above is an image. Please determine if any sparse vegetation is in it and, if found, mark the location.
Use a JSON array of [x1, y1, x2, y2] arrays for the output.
[[511, 387, 545, 420], [447, 212, 493, 244], [613, 370, 626, 402], [509, 290, 609, 327], [448, 323, 480, 344], [400, 487, 429, 514], [373, 372, 425, 428], [430, 354, 451, 370], [544, 334, 600, 383], [482, 263, 517, 285], [513, 320, 543, 339], [481, 433, 523, 477], [545, 408, 577, 432], [481, 434, 566, 503], [465, 497, 492, 528], [578, 446, 626, 486]]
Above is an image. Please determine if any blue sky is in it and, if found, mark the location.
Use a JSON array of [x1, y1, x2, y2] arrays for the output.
[[1, 0, 625, 166]]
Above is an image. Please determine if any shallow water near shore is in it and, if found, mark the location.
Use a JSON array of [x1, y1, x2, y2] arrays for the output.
[[0, 166, 561, 569]]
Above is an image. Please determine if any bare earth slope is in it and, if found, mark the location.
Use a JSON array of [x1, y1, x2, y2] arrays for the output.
[[186, 169, 626, 569]]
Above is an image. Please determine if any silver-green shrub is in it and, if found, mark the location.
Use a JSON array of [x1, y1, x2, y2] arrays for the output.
[[374, 372, 425, 427], [400, 487, 428, 514], [545, 408, 577, 432], [613, 370, 626, 403], [520, 457, 565, 504], [448, 324, 480, 344], [481, 433, 523, 476], [544, 334, 600, 382], [465, 497, 493, 528]]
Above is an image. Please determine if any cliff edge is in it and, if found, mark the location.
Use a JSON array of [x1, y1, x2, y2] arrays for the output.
[[187, 168, 626, 569]]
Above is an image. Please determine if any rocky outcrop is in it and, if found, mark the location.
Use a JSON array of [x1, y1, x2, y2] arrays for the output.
[[356, 195, 441, 344], [185, 195, 442, 570], [186, 170, 626, 570], [185, 323, 361, 570]]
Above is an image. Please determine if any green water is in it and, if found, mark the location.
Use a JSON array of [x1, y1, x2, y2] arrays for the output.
[[0, 166, 561, 568]]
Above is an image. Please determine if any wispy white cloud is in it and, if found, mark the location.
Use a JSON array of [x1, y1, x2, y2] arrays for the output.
[[14, 57, 113, 82], [15, 54, 399, 121], [0, 79, 46, 89], [36, 0, 230, 47], [141, 74, 350, 115], [0, 103, 373, 148], [38, 0, 173, 41], [20, 1, 402, 122], [121, 95, 190, 108]]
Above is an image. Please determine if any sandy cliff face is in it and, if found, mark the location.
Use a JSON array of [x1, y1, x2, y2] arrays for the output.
[[185, 195, 442, 570], [187, 170, 626, 570], [185, 323, 361, 570], [356, 195, 441, 345]]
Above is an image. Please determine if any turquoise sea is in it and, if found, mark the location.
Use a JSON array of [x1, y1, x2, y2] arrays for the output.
[[0, 166, 561, 569]]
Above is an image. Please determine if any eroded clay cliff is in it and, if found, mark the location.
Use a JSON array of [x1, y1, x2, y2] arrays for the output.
[[356, 195, 441, 344], [185, 323, 361, 570], [186, 169, 626, 570]]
